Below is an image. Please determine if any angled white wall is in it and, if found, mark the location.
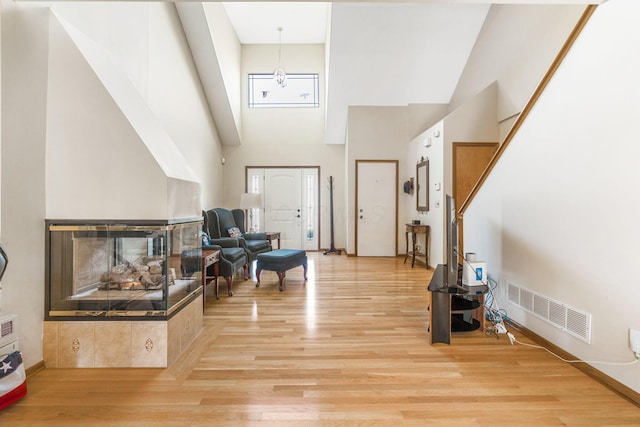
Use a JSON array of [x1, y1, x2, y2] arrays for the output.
[[450, 4, 586, 139], [326, 3, 489, 145], [464, 0, 640, 393], [1, 1, 221, 368], [46, 11, 199, 220], [177, 2, 242, 147], [407, 83, 498, 267]]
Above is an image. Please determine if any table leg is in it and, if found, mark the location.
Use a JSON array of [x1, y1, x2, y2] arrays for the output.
[[255, 268, 262, 287], [201, 259, 207, 310], [425, 229, 429, 270], [404, 231, 409, 264], [411, 231, 417, 268]]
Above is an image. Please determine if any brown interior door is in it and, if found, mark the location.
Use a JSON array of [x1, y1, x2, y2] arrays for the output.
[[453, 142, 499, 260], [453, 142, 499, 210]]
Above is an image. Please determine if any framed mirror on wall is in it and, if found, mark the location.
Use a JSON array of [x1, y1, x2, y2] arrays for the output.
[[416, 159, 429, 212]]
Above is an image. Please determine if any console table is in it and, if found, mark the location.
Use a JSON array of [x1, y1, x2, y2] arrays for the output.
[[404, 224, 430, 269], [427, 264, 487, 344]]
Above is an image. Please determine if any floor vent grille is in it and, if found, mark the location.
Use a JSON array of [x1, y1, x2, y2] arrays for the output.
[[506, 282, 591, 344]]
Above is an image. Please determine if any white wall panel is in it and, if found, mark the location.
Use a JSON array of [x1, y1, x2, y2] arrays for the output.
[[464, 0, 640, 393]]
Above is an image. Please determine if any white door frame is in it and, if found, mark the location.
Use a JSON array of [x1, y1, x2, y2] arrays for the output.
[[246, 166, 320, 251], [355, 160, 398, 256]]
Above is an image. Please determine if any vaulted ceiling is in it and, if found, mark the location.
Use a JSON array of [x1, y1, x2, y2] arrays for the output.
[[178, 1, 603, 146]]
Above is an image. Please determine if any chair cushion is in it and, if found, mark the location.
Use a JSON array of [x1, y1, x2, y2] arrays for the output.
[[221, 247, 246, 263], [226, 226, 242, 238], [201, 231, 212, 246], [246, 239, 272, 252]]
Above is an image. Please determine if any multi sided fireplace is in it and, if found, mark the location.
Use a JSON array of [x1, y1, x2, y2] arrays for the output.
[[44, 218, 205, 367], [45, 218, 203, 319]]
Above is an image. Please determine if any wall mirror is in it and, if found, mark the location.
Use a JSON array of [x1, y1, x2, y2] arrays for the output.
[[416, 159, 429, 212]]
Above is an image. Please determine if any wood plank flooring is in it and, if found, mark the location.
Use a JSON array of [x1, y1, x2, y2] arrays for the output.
[[2, 253, 639, 426]]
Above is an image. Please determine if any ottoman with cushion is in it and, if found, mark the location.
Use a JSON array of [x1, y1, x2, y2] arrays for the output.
[[256, 249, 308, 291]]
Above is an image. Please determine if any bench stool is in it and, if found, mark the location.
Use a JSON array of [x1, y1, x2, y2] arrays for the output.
[[256, 249, 308, 291]]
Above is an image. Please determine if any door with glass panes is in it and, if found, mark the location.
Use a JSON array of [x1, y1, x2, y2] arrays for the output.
[[246, 167, 319, 251]]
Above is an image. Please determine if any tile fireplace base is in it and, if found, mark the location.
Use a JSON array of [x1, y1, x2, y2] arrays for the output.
[[43, 295, 203, 368]]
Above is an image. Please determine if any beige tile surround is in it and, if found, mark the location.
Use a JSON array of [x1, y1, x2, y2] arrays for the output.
[[43, 296, 203, 368]]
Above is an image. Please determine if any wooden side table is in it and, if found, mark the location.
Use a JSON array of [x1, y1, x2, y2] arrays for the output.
[[404, 224, 430, 269], [201, 249, 220, 308], [265, 231, 281, 249]]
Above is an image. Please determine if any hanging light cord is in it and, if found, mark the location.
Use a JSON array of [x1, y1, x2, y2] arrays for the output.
[[273, 27, 286, 88], [277, 27, 283, 66]]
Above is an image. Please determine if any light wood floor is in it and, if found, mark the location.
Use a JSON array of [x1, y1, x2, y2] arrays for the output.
[[2, 253, 640, 426]]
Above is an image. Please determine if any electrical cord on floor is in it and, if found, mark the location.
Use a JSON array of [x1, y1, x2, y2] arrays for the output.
[[456, 252, 639, 367], [507, 332, 640, 366], [483, 275, 508, 323]]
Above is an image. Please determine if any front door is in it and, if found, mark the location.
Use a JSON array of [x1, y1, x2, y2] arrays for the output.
[[247, 167, 320, 251], [356, 160, 398, 256], [264, 169, 303, 250]]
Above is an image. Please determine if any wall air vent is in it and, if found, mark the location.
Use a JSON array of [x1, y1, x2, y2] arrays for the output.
[[505, 282, 591, 344]]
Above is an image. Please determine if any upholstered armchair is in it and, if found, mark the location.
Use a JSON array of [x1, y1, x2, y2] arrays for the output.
[[181, 239, 247, 299], [205, 208, 272, 266], [206, 240, 248, 298], [198, 212, 250, 298]]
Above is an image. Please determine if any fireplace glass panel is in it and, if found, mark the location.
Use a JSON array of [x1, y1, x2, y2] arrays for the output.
[[46, 219, 202, 319]]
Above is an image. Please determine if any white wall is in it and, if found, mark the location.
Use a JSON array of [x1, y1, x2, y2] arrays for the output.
[[443, 83, 499, 199], [46, 9, 199, 219], [147, 4, 223, 210], [464, 0, 640, 392], [345, 106, 408, 255], [406, 83, 498, 266], [50, 3, 222, 210], [326, 3, 489, 145], [400, 5, 581, 266], [1, 1, 221, 368], [202, 3, 242, 142], [176, 2, 243, 148], [401, 4, 585, 273], [222, 43, 346, 251], [407, 104, 448, 142], [406, 120, 444, 265], [450, 4, 586, 136], [1, 0, 51, 369]]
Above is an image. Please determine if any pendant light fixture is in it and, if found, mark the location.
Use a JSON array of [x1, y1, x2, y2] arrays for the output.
[[273, 27, 287, 88]]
